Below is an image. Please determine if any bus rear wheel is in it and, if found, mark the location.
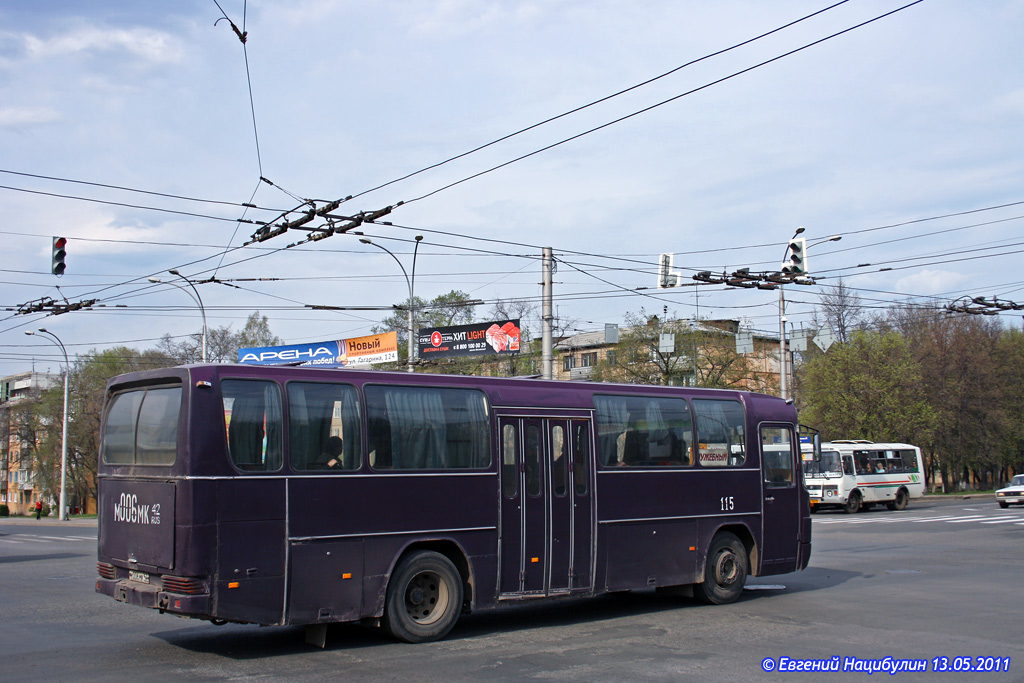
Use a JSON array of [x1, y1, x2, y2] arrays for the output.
[[695, 532, 748, 605], [384, 550, 463, 643], [886, 488, 908, 511], [844, 491, 861, 514]]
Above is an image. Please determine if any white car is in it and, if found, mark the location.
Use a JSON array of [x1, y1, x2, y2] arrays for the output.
[[995, 474, 1024, 508]]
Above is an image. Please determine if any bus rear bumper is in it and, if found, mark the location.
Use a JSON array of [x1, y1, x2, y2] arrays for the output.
[[96, 577, 210, 617]]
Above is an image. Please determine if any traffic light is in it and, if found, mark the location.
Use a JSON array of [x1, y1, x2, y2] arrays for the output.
[[51, 237, 67, 275], [782, 237, 807, 276]]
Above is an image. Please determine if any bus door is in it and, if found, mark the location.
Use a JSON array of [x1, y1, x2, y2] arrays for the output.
[[498, 416, 593, 597], [759, 424, 800, 574]]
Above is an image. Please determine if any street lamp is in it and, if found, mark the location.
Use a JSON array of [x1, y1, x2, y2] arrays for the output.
[[24, 328, 69, 521], [360, 236, 424, 372], [149, 270, 207, 362], [778, 231, 842, 400]]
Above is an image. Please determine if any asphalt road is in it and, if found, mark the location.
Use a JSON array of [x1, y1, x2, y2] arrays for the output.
[[1, 497, 1021, 682]]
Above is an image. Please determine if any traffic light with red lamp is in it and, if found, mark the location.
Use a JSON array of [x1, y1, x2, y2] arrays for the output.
[[52, 236, 67, 275]]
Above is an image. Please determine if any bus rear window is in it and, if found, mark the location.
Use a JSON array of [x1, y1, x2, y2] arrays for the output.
[[365, 385, 491, 470], [102, 386, 181, 465]]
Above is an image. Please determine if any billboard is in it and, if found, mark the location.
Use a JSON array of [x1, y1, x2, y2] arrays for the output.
[[238, 331, 398, 368], [418, 320, 520, 360]]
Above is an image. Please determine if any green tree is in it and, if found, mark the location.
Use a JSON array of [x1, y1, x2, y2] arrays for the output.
[[889, 309, 1008, 491], [238, 311, 282, 349], [372, 290, 479, 372], [798, 329, 934, 446], [157, 311, 281, 364]]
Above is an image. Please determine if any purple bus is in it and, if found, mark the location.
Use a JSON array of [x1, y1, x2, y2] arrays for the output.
[[95, 364, 811, 645]]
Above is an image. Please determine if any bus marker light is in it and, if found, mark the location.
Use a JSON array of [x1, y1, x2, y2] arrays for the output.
[[228, 582, 240, 589], [342, 573, 352, 580], [531, 557, 539, 563], [689, 546, 696, 552]]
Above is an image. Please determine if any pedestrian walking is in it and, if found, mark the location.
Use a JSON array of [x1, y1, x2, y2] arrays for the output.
[[35, 500, 43, 519]]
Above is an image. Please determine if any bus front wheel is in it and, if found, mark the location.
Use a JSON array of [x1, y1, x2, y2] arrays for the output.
[[844, 491, 861, 514], [695, 532, 748, 605], [384, 550, 463, 643]]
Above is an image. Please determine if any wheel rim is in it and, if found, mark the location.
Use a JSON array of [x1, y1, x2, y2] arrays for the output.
[[404, 570, 450, 626], [713, 550, 741, 588]]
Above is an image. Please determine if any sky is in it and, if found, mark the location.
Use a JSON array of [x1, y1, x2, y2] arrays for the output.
[[3, 0, 1024, 376]]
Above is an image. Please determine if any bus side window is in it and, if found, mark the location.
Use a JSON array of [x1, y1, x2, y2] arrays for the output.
[[222, 379, 283, 472], [594, 395, 692, 467], [901, 450, 918, 473], [287, 382, 361, 471], [693, 399, 745, 467], [842, 455, 854, 476], [365, 386, 490, 470]]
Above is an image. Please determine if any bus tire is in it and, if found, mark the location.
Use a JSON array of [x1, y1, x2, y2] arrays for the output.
[[886, 488, 908, 511], [383, 550, 463, 643], [695, 532, 748, 605], [844, 491, 861, 514]]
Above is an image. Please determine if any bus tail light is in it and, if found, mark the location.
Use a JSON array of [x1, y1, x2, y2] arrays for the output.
[[162, 575, 207, 595]]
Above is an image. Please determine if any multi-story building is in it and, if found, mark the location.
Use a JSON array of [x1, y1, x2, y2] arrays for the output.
[[1, 371, 59, 515], [554, 318, 780, 393]]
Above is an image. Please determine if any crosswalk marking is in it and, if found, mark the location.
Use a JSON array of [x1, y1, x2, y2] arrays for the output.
[[814, 510, 1024, 528], [0, 533, 95, 545], [982, 517, 1024, 524]]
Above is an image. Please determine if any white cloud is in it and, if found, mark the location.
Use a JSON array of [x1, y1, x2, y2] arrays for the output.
[[23, 26, 183, 63], [895, 270, 969, 296], [0, 105, 60, 127]]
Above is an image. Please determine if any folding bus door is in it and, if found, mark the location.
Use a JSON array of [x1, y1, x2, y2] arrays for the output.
[[498, 416, 593, 598]]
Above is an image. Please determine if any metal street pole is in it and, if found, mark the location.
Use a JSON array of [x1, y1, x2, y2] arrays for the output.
[[149, 271, 208, 362], [542, 247, 553, 380], [779, 232, 842, 401], [360, 237, 422, 372], [25, 328, 69, 521]]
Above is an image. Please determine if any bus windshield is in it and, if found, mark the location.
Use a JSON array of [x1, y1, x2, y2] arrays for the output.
[[802, 449, 842, 478]]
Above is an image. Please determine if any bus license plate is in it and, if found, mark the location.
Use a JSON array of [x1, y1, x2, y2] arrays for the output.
[[129, 570, 150, 584]]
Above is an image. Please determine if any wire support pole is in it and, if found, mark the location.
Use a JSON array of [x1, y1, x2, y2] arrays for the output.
[[360, 238, 422, 372], [24, 328, 69, 521], [150, 271, 208, 362]]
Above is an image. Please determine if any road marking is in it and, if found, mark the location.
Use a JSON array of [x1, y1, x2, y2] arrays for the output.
[[980, 517, 1024, 524], [0, 533, 95, 544], [910, 515, 987, 523]]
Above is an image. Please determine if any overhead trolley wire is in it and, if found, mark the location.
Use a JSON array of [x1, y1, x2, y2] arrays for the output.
[[399, 0, 926, 206], [340, 0, 855, 205]]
